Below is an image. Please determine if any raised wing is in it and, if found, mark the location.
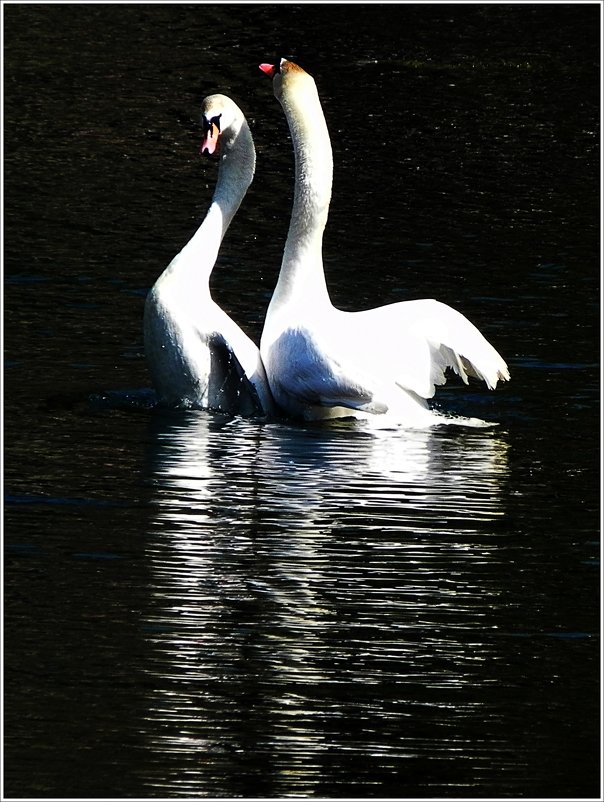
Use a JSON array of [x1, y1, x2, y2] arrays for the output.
[[349, 299, 510, 400]]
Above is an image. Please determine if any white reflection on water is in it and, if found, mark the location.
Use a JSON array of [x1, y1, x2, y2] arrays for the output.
[[140, 412, 511, 797]]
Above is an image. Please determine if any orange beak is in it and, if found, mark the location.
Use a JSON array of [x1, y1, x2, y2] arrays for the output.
[[200, 121, 220, 156]]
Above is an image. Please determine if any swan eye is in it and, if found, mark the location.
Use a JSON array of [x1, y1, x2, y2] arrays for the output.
[[202, 113, 222, 135]]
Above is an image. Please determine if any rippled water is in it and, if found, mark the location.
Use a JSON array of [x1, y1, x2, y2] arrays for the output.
[[3, 3, 600, 799], [142, 417, 512, 797]]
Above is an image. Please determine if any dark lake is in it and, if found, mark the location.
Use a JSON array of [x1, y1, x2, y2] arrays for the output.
[[3, 3, 600, 799]]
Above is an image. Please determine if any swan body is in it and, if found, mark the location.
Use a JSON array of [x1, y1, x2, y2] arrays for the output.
[[259, 59, 509, 425], [144, 94, 275, 417]]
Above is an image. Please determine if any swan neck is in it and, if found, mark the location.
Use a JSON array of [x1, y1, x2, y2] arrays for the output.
[[170, 119, 255, 281], [276, 80, 333, 304]]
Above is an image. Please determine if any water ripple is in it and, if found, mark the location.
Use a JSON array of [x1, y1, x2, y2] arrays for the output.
[[135, 412, 516, 796]]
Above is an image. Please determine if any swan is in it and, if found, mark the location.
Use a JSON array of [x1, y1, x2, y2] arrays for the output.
[[259, 59, 510, 426], [144, 94, 275, 417]]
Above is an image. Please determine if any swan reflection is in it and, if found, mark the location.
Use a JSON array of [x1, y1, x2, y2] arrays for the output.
[[141, 412, 510, 797]]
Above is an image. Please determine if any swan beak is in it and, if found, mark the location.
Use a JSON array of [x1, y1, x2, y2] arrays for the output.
[[259, 62, 278, 77], [200, 121, 220, 156]]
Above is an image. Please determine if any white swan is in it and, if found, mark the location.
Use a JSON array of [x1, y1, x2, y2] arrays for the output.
[[144, 94, 275, 417], [259, 59, 510, 426]]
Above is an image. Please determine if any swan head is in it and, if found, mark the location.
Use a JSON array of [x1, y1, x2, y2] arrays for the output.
[[259, 58, 315, 104], [199, 94, 247, 157]]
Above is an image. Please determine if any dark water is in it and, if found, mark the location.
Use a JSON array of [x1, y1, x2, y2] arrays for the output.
[[3, 4, 600, 799]]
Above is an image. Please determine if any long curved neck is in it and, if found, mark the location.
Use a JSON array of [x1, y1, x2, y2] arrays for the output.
[[167, 120, 255, 285], [274, 79, 333, 308]]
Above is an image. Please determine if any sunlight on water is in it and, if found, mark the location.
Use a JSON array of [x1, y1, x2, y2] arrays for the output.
[[139, 412, 513, 796]]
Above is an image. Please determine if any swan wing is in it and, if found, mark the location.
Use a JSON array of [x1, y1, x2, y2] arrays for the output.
[[205, 313, 275, 416], [268, 326, 388, 414], [353, 299, 510, 399], [203, 333, 265, 416]]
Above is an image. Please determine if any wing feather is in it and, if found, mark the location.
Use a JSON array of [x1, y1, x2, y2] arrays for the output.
[[350, 299, 510, 399]]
